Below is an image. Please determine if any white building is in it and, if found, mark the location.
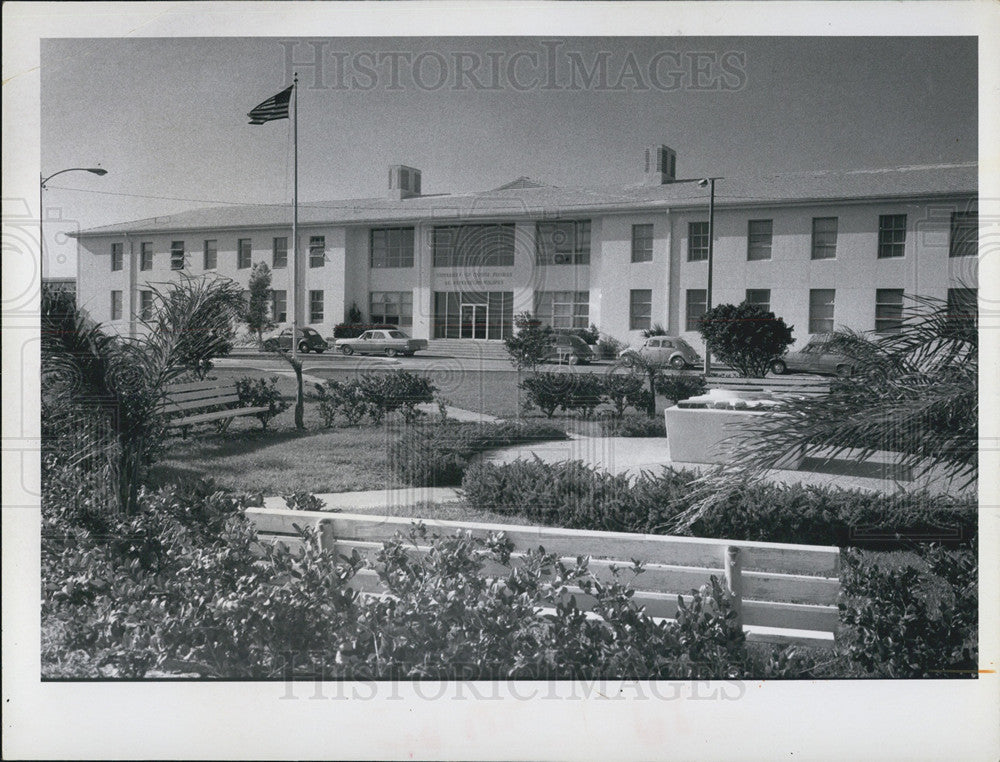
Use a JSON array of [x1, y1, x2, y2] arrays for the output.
[[72, 147, 978, 350]]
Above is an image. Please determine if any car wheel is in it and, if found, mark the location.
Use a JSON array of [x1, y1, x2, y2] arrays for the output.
[[385, 348, 398, 358], [567, 354, 578, 366], [836, 364, 853, 378], [341, 345, 353, 356], [770, 359, 787, 375], [670, 355, 686, 370], [297, 340, 309, 353]]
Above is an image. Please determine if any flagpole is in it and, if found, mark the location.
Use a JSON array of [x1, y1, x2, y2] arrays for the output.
[[291, 72, 299, 362]]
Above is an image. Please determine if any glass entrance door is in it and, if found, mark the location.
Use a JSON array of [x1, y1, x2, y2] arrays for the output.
[[460, 303, 488, 339]]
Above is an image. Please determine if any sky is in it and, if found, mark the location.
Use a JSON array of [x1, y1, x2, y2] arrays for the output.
[[40, 36, 977, 275]]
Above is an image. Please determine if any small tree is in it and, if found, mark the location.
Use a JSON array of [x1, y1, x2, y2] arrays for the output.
[[504, 312, 555, 373], [246, 262, 276, 344], [698, 302, 794, 378]]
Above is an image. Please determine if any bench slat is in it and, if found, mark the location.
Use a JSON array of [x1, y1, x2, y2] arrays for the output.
[[171, 406, 270, 427], [162, 394, 241, 413]]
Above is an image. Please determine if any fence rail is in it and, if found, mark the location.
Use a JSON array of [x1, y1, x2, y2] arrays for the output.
[[245, 508, 842, 648]]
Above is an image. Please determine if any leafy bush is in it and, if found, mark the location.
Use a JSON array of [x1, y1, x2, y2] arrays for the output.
[[839, 543, 977, 678], [655, 374, 707, 403], [596, 334, 625, 360], [519, 373, 567, 417], [600, 413, 666, 437], [314, 379, 374, 426], [389, 420, 568, 487], [520, 373, 650, 420], [283, 491, 328, 512], [698, 302, 794, 378], [235, 376, 289, 431], [601, 374, 652, 418], [333, 322, 366, 339], [504, 312, 555, 372], [561, 373, 605, 418], [314, 372, 435, 426]]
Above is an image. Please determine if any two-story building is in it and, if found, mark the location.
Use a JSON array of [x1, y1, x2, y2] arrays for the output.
[[72, 146, 978, 350]]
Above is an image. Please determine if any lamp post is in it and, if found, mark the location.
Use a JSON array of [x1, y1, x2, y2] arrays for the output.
[[40, 167, 108, 275]]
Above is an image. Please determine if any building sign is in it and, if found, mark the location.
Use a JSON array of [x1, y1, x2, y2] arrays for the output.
[[436, 269, 514, 290]]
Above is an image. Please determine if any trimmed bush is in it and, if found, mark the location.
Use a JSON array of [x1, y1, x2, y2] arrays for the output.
[[655, 374, 708, 403], [314, 379, 373, 427], [596, 335, 625, 360], [601, 374, 652, 418], [358, 371, 436, 423], [600, 413, 666, 437], [520, 372, 651, 420], [235, 376, 289, 431]]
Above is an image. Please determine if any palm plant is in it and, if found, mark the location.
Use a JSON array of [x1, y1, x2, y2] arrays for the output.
[[41, 275, 245, 514]]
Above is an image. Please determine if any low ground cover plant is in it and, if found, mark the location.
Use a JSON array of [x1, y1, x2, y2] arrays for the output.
[[599, 413, 666, 437]]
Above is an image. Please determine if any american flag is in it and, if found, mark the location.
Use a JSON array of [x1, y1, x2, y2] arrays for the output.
[[247, 85, 293, 125]]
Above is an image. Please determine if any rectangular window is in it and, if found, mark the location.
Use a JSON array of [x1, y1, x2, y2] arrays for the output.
[[685, 289, 707, 332], [432, 291, 513, 339], [139, 290, 154, 321], [747, 220, 773, 261], [111, 242, 123, 271], [433, 224, 515, 268], [534, 291, 590, 330], [535, 220, 591, 265], [170, 241, 185, 271], [809, 289, 836, 334], [811, 217, 838, 260], [309, 290, 324, 323], [631, 224, 654, 263], [309, 236, 325, 268], [110, 290, 122, 320], [271, 237, 287, 268], [688, 221, 709, 262], [875, 289, 905, 334], [371, 227, 415, 268], [271, 290, 287, 323], [878, 214, 907, 258], [369, 291, 414, 327], [140, 242, 153, 271], [947, 287, 978, 329], [237, 238, 252, 269], [629, 289, 653, 331], [745, 288, 771, 313], [203, 239, 217, 270], [950, 211, 977, 257]]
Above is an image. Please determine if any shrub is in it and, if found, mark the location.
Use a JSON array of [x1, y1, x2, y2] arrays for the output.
[[655, 374, 707, 403], [561, 373, 605, 418], [555, 324, 600, 345], [698, 302, 794, 378], [283, 491, 328, 512], [504, 312, 555, 372], [596, 334, 625, 360], [839, 543, 977, 678], [389, 420, 568, 487], [333, 322, 366, 339], [601, 374, 652, 418], [519, 373, 566, 418], [600, 413, 666, 437], [235, 376, 289, 431], [356, 371, 437, 423], [314, 379, 374, 427]]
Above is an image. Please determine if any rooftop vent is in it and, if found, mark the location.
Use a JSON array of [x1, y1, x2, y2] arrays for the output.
[[389, 165, 422, 200], [643, 145, 677, 185]]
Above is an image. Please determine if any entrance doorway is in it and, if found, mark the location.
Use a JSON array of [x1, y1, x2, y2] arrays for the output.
[[460, 303, 488, 339]]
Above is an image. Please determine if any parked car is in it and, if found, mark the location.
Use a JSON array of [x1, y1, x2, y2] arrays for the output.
[[770, 335, 855, 376], [619, 336, 702, 369], [542, 334, 595, 365], [335, 328, 428, 357], [261, 326, 329, 354]]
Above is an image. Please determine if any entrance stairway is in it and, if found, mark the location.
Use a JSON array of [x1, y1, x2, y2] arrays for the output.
[[424, 339, 510, 361]]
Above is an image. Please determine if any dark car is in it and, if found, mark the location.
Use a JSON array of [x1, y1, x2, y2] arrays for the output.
[[770, 335, 854, 377], [544, 334, 595, 365], [262, 326, 329, 354]]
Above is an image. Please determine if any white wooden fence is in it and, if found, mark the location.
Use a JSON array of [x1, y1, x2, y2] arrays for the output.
[[246, 508, 841, 648]]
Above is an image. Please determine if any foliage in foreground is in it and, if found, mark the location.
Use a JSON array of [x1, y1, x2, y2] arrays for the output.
[[503, 312, 555, 372], [235, 376, 289, 430]]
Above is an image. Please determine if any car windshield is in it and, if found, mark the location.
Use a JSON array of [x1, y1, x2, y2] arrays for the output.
[[387, 331, 407, 339]]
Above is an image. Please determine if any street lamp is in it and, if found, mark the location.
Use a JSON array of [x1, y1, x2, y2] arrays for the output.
[[671, 176, 720, 374], [40, 166, 108, 275]]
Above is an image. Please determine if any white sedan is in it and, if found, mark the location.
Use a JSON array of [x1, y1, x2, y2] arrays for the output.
[[334, 329, 428, 357]]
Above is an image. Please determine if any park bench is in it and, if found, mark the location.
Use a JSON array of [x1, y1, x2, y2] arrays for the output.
[[706, 375, 831, 398], [245, 508, 842, 648], [161, 379, 269, 437]]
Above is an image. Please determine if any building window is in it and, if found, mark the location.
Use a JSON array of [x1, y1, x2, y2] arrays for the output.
[[309, 290, 324, 323], [536, 220, 591, 265], [170, 241, 185, 271], [950, 211, 977, 257], [110, 290, 122, 320], [371, 227, 415, 268], [369, 291, 414, 327], [203, 240, 217, 270], [809, 289, 836, 334], [271, 290, 287, 323], [433, 224, 515, 268], [631, 224, 654, 263], [432, 291, 513, 339], [878, 214, 907, 258], [111, 242, 123, 271], [811, 217, 838, 260], [687, 221, 709, 262], [745, 289, 771, 313], [237, 239, 252, 269], [875, 289, 905, 334], [139, 290, 154, 320], [535, 291, 590, 330], [271, 237, 287, 268], [747, 220, 773, 261], [947, 287, 978, 330], [629, 289, 653, 331], [140, 242, 153, 271], [685, 289, 707, 332], [309, 236, 325, 268]]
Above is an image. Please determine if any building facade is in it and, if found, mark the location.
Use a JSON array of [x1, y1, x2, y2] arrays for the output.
[[73, 148, 978, 350]]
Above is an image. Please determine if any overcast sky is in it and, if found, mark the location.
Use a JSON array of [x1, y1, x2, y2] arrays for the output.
[[40, 36, 976, 274]]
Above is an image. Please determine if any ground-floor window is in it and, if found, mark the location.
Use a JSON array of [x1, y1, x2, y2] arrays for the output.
[[947, 287, 977, 330], [433, 291, 513, 339], [534, 290, 589, 329], [745, 288, 771, 313], [370, 291, 413, 327], [110, 290, 122, 320], [685, 289, 706, 332], [630, 289, 653, 331], [309, 290, 324, 323], [875, 288, 904, 334], [139, 290, 154, 320], [809, 289, 836, 334], [271, 290, 287, 322]]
